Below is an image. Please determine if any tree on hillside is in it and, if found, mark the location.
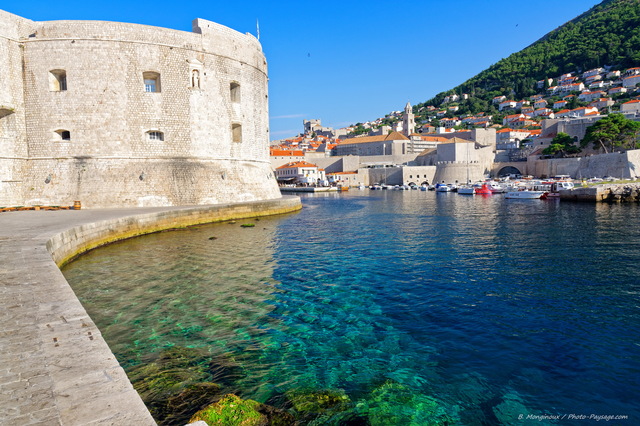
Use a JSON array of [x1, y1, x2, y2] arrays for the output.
[[415, 0, 640, 116], [542, 132, 581, 157], [581, 113, 640, 153]]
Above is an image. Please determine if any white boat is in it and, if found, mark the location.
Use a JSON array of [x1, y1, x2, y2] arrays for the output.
[[504, 190, 548, 199], [486, 181, 506, 193], [435, 183, 451, 192], [457, 185, 475, 195], [546, 181, 575, 197]]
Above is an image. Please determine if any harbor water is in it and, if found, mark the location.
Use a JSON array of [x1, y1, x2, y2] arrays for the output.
[[62, 191, 640, 424]]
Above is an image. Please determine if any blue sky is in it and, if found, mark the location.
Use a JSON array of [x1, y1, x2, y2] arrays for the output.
[[5, 0, 602, 139]]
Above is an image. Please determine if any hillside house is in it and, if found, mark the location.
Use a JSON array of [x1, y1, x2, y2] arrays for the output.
[[493, 95, 507, 104], [533, 108, 555, 118], [622, 74, 640, 88], [606, 70, 621, 79], [589, 98, 614, 110], [621, 99, 640, 114], [578, 91, 606, 103], [609, 87, 627, 96], [553, 100, 568, 109], [534, 99, 548, 109], [582, 68, 605, 79], [499, 100, 517, 111]]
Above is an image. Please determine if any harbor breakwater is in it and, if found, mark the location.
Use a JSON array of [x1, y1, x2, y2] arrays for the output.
[[561, 183, 640, 203]]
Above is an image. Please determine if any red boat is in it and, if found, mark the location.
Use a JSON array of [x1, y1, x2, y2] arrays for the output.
[[475, 183, 492, 195]]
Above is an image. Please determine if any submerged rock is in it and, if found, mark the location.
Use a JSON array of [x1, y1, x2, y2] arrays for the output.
[[287, 388, 351, 414], [189, 394, 295, 425], [356, 381, 454, 426], [283, 388, 369, 425], [128, 346, 241, 425]]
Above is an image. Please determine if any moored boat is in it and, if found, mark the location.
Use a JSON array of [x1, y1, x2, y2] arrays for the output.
[[457, 185, 475, 195], [546, 181, 575, 197], [474, 183, 492, 195], [486, 181, 506, 193], [505, 190, 548, 199], [435, 183, 451, 192]]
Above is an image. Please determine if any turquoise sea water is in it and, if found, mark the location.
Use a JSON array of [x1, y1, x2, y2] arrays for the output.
[[62, 191, 640, 424]]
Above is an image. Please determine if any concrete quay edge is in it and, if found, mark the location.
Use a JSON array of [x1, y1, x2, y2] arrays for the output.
[[0, 196, 301, 426]]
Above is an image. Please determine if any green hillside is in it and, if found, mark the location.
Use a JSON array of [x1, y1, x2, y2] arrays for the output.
[[415, 0, 640, 119]]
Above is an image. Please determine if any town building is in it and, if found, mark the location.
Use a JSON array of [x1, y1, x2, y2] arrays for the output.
[[335, 132, 411, 157], [275, 161, 326, 185], [496, 128, 531, 149]]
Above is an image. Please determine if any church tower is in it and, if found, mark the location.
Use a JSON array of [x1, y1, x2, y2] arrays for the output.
[[402, 101, 415, 136]]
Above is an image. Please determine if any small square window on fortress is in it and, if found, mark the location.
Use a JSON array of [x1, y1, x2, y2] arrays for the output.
[[232, 123, 242, 143], [147, 131, 164, 141], [54, 129, 71, 141], [143, 71, 161, 93], [49, 70, 67, 92], [230, 82, 240, 103]]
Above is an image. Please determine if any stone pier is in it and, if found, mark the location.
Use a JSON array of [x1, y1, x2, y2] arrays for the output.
[[0, 197, 301, 425], [560, 183, 640, 202]]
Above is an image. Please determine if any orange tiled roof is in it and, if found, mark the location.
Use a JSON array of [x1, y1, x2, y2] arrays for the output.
[[276, 161, 318, 169], [270, 149, 304, 156], [420, 135, 450, 142], [340, 131, 409, 145]]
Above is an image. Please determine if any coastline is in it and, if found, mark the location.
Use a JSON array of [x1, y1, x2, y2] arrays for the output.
[[0, 197, 301, 425]]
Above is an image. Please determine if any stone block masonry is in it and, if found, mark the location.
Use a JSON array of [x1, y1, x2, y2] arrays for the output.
[[560, 183, 640, 202], [0, 9, 280, 208], [0, 197, 301, 425]]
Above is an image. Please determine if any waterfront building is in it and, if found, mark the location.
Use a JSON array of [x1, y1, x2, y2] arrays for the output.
[[0, 9, 280, 208], [275, 161, 326, 185]]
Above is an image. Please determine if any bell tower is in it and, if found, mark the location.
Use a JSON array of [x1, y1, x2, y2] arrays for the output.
[[402, 101, 415, 136]]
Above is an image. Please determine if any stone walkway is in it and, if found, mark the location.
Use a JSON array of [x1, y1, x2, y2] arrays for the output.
[[0, 199, 300, 425]]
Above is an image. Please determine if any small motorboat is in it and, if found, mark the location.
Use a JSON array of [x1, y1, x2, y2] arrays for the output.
[[457, 185, 475, 195], [474, 183, 492, 195], [486, 181, 506, 193], [504, 190, 548, 199], [435, 183, 451, 192]]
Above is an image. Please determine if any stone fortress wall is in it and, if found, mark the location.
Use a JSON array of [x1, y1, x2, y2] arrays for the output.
[[0, 9, 281, 208]]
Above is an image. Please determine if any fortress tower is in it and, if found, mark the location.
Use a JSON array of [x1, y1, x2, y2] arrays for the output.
[[0, 10, 281, 208]]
